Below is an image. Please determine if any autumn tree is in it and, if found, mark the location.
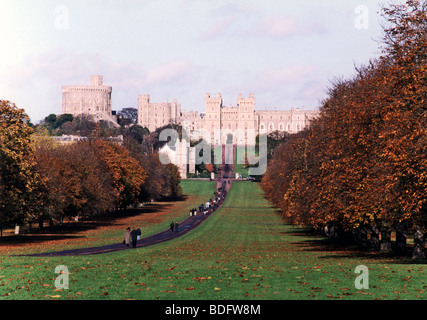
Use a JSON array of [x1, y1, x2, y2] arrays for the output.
[[92, 140, 147, 210], [123, 137, 183, 202], [261, 0, 427, 258], [0, 100, 38, 234], [377, 0, 427, 258]]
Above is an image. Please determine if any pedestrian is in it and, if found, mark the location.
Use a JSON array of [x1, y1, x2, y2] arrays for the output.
[[170, 221, 175, 232], [124, 227, 131, 247], [130, 227, 138, 248], [175, 221, 179, 232], [136, 227, 142, 241]]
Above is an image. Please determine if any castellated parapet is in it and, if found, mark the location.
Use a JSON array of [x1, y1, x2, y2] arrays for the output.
[[137, 94, 181, 132], [138, 92, 319, 146], [61, 75, 118, 126]]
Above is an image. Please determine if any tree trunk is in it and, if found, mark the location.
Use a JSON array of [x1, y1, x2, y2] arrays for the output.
[[395, 223, 407, 256], [356, 227, 369, 250], [412, 226, 425, 260], [324, 224, 338, 240], [380, 227, 392, 253], [370, 225, 380, 251], [38, 217, 44, 229]]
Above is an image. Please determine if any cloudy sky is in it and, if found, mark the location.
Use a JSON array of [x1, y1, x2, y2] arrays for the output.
[[0, 0, 401, 123]]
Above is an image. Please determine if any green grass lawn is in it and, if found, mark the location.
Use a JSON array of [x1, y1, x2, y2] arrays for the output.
[[1, 181, 426, 300]]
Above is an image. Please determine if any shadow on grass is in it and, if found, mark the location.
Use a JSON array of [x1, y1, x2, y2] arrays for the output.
[[0, 234, 85, 244], [0, 201, 179, 246], [285, 226, 427, 265]]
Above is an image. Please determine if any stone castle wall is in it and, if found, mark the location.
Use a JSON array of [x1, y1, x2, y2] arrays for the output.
[[138, 92, 319, 145]]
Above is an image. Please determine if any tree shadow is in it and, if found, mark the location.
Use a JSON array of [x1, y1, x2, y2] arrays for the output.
[[0, 202, 174, 245], [0, 234, 85, 245], [285, 227, 427, 265]]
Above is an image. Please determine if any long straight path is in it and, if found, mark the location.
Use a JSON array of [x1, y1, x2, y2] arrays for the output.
[[25, 147, 235, 257], [27, 209, 219, 256]]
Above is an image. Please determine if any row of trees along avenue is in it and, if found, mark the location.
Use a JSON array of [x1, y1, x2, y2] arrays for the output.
[[261, 0, 427, 259], [0, 101, 183, 236]]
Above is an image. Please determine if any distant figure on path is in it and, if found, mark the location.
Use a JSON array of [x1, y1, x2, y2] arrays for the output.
[[170, 221, 175, 232], [130, 228, 138, 248], [124, 227, 131, 247], [136, 227, 142, 241]]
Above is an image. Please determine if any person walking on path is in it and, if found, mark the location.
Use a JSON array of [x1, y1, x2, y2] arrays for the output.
[[130, 227, 138, 248], [124, 227, 131, 247], [170, 221, 175, 232], [136, 227, 142, 241]]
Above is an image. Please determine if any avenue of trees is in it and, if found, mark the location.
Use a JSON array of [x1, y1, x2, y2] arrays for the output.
[[261, 0, 426, 258], [0, 101, 183, 235]]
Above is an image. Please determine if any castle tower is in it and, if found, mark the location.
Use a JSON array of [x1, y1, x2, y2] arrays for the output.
[[204, 93, 222, 146], [61, 75, 117, 126], [137, 94, 150, 129], [237, 93, 256, 145]]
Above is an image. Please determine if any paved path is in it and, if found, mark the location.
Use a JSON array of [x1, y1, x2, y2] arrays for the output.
[[27, 208, 220, 256], [26, 145, 236, 257]]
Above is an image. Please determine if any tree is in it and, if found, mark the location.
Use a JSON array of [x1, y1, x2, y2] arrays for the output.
[[128, 125, 149, 144], [123, 136, 184, 202], [117, 107, 138, 127], [261, 0, 427, 257], [92, 140, 147, 209], [385, 3, 426, 258], [0, 100, 37, 233], [42, 113, 73, 134], [60, 114, 97, 136]]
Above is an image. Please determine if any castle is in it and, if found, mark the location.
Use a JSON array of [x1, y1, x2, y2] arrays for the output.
[[61, 75, 319, 146], [138, 92, 318, 146]]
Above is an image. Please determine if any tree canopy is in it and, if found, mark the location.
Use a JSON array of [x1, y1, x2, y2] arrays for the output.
[[261, 0, 427, 258]]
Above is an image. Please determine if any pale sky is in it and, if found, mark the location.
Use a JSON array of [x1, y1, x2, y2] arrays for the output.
[[0, 0, 400, 123]]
